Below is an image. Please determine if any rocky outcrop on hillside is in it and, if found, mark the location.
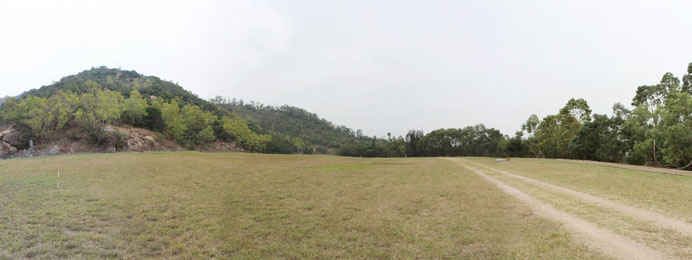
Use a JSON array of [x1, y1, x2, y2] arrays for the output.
[[38, 125, 182, 155], [0, 141, 17, 158], [110, 126, 179, 152], [0, 124, 243, 159], [0, 126, 19, 158], [1, 126, 21, 147]]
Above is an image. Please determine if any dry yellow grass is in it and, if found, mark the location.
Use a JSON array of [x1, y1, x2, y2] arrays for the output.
[[0, 152, 602, 259], [463, 157, 692, 220], [461, 157, 692, 259]]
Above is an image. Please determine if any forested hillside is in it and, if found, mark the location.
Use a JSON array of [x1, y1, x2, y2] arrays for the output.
[[0, 67, 284, 153], [22, 67, 213, 111], [214, 98, 367, 150], [0, 66, 517, 159]]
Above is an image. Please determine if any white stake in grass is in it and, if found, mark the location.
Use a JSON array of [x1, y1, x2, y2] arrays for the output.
[[57, 167, 60, 192]]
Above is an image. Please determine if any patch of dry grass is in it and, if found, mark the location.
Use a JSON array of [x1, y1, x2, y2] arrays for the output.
[[0, 153, 601, 259], [464, 157, 692, 221], [481, 168, 692, 259]]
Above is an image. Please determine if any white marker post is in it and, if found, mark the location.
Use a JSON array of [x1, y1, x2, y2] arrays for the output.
[[57, 167, 60, 192]]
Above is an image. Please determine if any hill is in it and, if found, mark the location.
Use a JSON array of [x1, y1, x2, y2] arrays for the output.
[[0, 67, 276, 155], [214, 99, 367, 151], [22, 66, 217, 112], [0, 66, 507, 159]]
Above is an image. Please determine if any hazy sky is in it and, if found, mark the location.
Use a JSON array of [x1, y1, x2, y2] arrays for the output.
[[2, 0, 692, 137]]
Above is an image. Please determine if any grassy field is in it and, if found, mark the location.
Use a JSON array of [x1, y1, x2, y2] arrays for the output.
[[0, 152, 603, 259], [463, 157, 692, 220], [461, 157, 692, 259]]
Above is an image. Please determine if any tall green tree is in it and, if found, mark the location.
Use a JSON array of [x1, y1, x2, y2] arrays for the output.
[[405, 130, 424, 157], [628, 73, 680, 166], [161, 100, 187, 142], [122, 89, 148, 126], [181, 104, 217, 146], [660, 92, 692, 168]]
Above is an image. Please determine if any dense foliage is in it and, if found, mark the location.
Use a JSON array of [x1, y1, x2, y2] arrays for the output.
[[504, 62, 692, 169], [214, 98, 368, 151], [0, 67, 282, 152], [23, 67, 214, 111], [338, 125, 505, 158], [0, 86, 266, 151], [213, 97, 507, 158]]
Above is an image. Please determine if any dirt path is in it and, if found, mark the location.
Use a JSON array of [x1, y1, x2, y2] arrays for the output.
[[448, 159, 667, 260], [463, 159, 692, 237], [556, 159, 692, 177]]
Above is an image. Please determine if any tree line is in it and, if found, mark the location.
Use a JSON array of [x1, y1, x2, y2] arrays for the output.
[[503, 62, 692, 169], [338, 125, 504, 158], [337, 62, 692, 171]]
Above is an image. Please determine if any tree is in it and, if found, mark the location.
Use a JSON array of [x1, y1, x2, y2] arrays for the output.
[[222, 114, 269, 152], [405, 130, 424, 157], [47, 91, 78, 131], [504, 131, 526, 157], [122, 89, 148, 126], [532, 115, 560, 158], [20, 96, 51, 138], [660, 92, 692, 169], [143, 102, 165, 132], [682, 63, 692, 94], [197, 126, 216, 145], [0, 97, 22, 123], [522, 114, 543, 158], [161, 100, 186, 142], [628, 73, 681, 166], [556, 98, 592, 158], [179, 104, 217, 146], [570, 114, 625, 162], [74, 88, 124, 144]]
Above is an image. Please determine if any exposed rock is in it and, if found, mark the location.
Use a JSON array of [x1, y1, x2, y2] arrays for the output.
[[109, 126, 172, 152], [47, 145, 61, 156], [126, 137, 145, 151], [0, 126, 22, 147], [37, 145, 61, 156], [0, 125, 182, 158], [0, 141, 17, 157]]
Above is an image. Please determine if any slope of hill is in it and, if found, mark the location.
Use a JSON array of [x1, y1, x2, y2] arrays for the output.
[[215, 100, 367, 150], [0, 67, 276, 156], [1, 66, 507, 159]]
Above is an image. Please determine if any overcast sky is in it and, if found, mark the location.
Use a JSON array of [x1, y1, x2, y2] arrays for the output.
[[1, 0, 692, 137]]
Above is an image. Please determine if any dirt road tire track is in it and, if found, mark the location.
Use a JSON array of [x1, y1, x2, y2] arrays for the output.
[[462, 159, 692, 238], [448, 158, 667, 260]]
